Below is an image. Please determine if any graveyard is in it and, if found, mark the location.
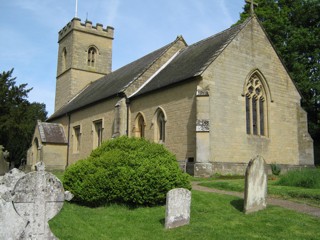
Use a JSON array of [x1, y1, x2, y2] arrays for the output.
[[1, 141, 320, 239]]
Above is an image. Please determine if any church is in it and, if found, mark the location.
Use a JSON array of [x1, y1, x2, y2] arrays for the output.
[[27, 15, 314, 176]]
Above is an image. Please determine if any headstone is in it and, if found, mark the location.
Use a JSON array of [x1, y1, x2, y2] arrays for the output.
[[0, 146, 9, 175], [0, 168, 28, 240], [0, 162, 73, 239], [165, 188, 191, 229], [244, 155, 267, 214]]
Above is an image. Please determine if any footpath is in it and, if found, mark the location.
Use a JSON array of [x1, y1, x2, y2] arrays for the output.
[[192, 182, 320, 218]]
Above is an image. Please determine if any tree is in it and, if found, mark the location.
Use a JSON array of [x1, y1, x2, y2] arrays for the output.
[[238, 0, 320, 141], [0, 69, 47, 167]]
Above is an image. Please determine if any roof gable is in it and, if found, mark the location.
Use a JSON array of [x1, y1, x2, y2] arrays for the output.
[[132, 18, 251, 97]]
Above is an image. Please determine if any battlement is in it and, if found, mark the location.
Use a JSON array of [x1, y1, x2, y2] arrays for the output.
[[58, 18, 114, 42]]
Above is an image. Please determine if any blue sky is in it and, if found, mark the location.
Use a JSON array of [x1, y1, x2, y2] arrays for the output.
[[0, 0, 245, 116]]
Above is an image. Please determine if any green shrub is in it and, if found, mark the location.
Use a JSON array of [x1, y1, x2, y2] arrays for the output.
[[277, 168, 320, 189], [63, 136, 191, 207], [270, 163, 281, 176]]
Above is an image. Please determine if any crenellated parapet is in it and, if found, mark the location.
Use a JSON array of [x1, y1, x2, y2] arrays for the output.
[[58, 18, 114, 42]]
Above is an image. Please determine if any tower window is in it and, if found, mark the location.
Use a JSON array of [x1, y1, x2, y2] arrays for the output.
[[245, 74, 268, 136], [87, 47, 97, 67], [62, 48, 67, 71]]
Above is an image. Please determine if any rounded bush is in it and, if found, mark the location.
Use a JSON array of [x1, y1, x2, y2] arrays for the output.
[[63, 136, 191, 206]]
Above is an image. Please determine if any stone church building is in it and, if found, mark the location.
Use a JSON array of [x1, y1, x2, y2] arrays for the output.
[[27, 16, 314, 176]]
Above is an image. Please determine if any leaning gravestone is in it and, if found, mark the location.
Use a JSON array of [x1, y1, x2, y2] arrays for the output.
[[165, 188, 191, 229], [244, 155, 267, 214], [0, 162, 73, 240]]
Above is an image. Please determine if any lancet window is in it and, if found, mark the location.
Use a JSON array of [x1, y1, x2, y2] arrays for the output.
[[153, 108, 166, 143], [135, 113, 146, 138]]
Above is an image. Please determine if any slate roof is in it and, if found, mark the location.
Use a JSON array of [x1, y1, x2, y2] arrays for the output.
[[38, 122, 67, 144], [49, 17, 251, 120], [49, 40, 179, 120], [132, 18, 250, 97]]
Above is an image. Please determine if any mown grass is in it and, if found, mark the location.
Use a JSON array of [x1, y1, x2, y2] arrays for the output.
[[198, 169, 320, 207], [50, 190, 320, 240]]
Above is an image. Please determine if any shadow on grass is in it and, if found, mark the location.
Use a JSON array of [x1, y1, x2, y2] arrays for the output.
[[159, 218, 165, 226], [230, 199, 244, 212]]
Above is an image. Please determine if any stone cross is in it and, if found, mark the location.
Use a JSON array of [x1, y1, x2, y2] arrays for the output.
[[12, 162, 72, 239], [244, 155, 267, 214], [165, 188, 191, 229], [245, 0, 258, 16]]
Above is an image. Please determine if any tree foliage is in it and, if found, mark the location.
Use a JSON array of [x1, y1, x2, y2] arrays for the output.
[[0, 69, 47, 166], [239, 0, 320, 140]]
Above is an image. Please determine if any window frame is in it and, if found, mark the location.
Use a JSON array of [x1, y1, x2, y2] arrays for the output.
[[73, 125, 81, 153], [93, 119, 104, 148], [244, 71, 270, 137]]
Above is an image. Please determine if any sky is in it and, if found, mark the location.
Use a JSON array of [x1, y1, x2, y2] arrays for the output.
[[0, 0, 245, 116]]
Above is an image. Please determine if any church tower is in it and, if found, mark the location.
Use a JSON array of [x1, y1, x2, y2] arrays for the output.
[[55, 18, 114, 111]]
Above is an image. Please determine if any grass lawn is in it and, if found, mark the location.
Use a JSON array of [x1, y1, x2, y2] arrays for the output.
[[196, 177, 320, 207], [50, 190, 320, 240]]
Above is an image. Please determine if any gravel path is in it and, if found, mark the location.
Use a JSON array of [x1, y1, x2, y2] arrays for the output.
[[192, 182, 320, 218]]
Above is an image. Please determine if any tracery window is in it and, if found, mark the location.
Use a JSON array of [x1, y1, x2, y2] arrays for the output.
[[87, 47, 97, 67], [245, 74, 267, 136]]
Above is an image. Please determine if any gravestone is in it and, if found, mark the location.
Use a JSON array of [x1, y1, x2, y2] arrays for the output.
[[0, 146, 9, 176], [244, 155, 267, 214], [165, 188, 191, 229], [0, 168, 28, 240], [0, 162, 73, 239]]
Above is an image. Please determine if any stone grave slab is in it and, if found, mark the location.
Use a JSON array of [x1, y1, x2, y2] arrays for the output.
[[165, 188, 191, 229], [244, 155, 267, 214]]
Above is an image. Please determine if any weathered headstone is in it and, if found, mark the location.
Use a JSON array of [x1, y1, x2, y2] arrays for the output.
[[244, 155, 267, 214], [0, 162, 73, 239], [0, 168, 28, 240], [165, 188, 191, 229], [0, 146, 9, 176]]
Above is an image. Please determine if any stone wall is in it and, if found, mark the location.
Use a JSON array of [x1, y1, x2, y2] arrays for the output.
[[66, 97, 120, 165], [201, 17, 314, 172], [130, 80, 198, 162]]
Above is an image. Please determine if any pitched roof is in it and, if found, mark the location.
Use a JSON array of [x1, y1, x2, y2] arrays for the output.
[[49, 39, 180, 120], [49, 17, 251, 119], [38, 122, 67, 144], [132, 18, 251, 97]]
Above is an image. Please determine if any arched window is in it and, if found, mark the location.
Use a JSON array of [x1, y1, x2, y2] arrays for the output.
[[134, 113, 146, 138], [62, 48, 67, 71], [153, 108, 167, 143], [245, 73, 268, 136], [87, 47, 97, 67]]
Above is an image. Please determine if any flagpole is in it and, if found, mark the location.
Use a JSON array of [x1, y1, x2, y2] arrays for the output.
[[75, 0, 78, 18]]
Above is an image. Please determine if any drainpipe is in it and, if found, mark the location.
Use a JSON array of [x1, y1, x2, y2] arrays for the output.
[[66, 113, 71, 168], [126, 97, 130, 136]]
